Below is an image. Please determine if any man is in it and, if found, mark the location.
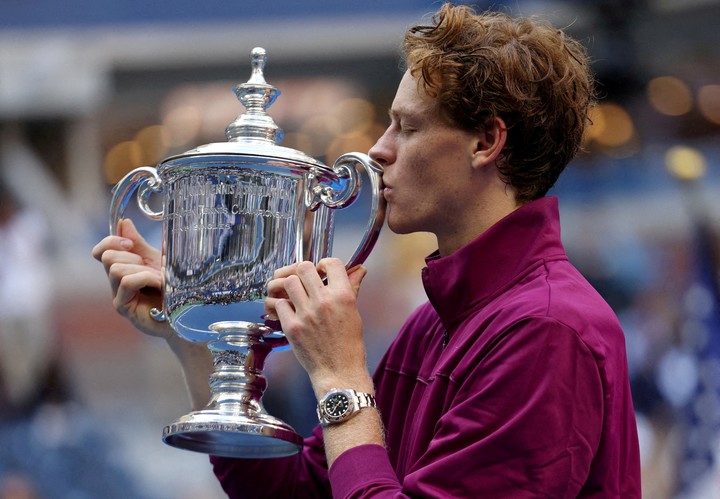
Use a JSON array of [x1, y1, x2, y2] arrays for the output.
[[93, 4, 641, 497]]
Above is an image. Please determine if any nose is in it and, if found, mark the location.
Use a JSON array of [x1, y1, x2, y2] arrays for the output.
[[368, 126, 394, 167]]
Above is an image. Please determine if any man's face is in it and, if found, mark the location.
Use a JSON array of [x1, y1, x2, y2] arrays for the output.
[[369, 71, 479, 238]]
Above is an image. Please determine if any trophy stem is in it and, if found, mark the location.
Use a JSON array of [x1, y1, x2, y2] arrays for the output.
[[162, 321, 303, 458]]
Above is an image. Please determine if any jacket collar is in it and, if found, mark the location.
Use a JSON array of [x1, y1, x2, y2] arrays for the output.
[[421, 196, 567, 329]]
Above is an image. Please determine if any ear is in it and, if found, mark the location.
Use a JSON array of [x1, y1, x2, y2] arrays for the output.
[[471, 116, 507, 169]]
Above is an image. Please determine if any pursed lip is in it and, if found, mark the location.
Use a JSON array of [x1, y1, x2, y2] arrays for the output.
[[382, 185, 393, 201]]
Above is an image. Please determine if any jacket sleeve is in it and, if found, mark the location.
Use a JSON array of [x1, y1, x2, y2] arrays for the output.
[[329, 317, 605, 498], [210, 424, 332, 499]]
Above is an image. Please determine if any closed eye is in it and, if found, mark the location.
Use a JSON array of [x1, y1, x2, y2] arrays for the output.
[[388, 108, 420, 134], [400, 122, 417, 133]]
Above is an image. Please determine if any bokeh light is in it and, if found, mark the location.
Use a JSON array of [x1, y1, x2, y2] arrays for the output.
[[134, 125, 170, 166], [103, 140, 143, 183], [665, 145, 707, 181], [585, 102, 635, 148], [647, 76, 693, 116], [697, 84, 720, 125]]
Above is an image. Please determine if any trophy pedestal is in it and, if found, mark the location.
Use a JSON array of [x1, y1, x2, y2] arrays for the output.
[[162, 321, 303, 458]]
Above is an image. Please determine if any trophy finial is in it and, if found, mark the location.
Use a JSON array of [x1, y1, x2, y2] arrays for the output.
[[225, 47, 283, 143], [248, 47, 268, 85]]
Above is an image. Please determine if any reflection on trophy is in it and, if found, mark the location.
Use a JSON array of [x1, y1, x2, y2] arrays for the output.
[[108, 47, 385, 458]]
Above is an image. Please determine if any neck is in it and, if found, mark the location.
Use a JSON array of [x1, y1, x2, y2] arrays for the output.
[[436, 188, 520, 257]]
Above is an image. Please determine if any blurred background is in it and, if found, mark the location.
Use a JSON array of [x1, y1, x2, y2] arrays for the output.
[[1, 0, 719, 497]]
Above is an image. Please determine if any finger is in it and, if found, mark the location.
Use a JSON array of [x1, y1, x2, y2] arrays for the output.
[[295, 260, 325, 298], [283, 274, 310, 309], [272, 263, 299, 280], [274, 298, 300, 337], [92, 235, 133, 261], [118, 219, 158, 262], [100, 249, 144, 274], [263, 296, 281, 319], [107, 258, 136, 291], [317, 258, 351, 288], [266, 278, 289, 299], [108, 262, 162, 296], [114, 269, 163, 313], [117, 218, 142, 242]]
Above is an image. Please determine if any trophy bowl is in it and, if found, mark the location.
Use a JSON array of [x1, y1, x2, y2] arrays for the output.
[[108, 47, 385, 458]]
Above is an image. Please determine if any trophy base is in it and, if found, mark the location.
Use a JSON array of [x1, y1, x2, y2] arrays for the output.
[[163, 409, 303, 458], [162, 320, 303, 458]]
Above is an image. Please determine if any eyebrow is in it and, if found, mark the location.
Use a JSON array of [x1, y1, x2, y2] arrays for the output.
[[388, 106, 419, 121]]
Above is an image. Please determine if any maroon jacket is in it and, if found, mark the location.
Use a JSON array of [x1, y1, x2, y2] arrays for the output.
[[212, 196, 642, 498]]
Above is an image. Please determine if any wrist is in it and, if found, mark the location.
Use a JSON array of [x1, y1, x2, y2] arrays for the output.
[[321, 400, 385, 466], [311, 372, 374, 401], [166, 332, 208, 358]]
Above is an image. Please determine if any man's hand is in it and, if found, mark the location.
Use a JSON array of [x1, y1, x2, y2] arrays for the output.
[[265, 258, 374, 397], [91, 218, 173, 339]]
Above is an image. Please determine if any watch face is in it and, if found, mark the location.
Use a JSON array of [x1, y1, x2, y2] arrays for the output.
[[325, 392, 351, 418]]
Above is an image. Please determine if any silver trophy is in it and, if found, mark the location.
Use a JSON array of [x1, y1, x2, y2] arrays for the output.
[[108, 47, 385, 458]]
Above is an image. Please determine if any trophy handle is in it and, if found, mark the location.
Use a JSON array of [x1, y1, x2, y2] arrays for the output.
[[109, 166, 164, 234], [109, 166, 167, 322], [315, 152, 386, 269]]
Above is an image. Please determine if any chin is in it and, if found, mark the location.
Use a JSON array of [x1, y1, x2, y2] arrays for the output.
[[385, 205, 432, 235], [386, 216, 421, 236]]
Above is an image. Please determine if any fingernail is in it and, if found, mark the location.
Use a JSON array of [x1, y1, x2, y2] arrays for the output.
[[120, 239, 133, 249]]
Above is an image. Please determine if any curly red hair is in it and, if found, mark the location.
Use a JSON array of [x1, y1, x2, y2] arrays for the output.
[[403, 4, 596, 203]]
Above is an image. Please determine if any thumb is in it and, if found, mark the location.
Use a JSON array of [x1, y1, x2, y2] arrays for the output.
[[118, 218, 157, 259], [347, 265, 368, 296]]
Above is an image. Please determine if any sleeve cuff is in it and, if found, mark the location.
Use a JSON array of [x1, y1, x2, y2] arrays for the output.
[[329, 444, 399, 497]]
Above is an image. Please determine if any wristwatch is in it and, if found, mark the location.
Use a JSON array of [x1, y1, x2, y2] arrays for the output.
[[317, 388, 377, 425]]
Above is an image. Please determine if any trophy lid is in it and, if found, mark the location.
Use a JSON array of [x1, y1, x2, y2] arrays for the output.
[[160, 47, 326, 171]]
